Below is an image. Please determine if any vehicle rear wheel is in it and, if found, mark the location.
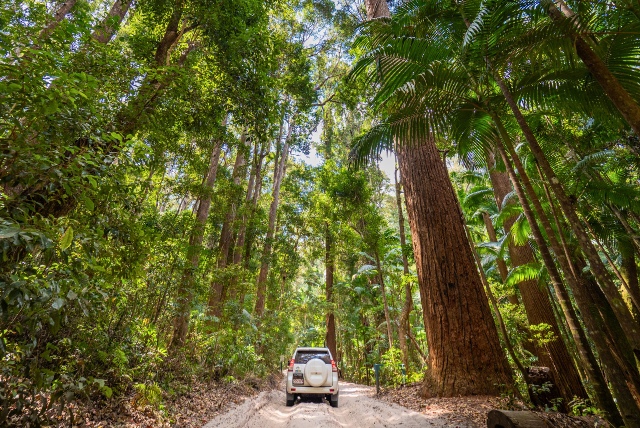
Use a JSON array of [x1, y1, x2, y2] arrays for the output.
[[286, 392, 295, 407], [329, 393, 338, 408]]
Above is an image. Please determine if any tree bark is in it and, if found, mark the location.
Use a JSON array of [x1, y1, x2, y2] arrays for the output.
[[465, 222, 528, 380], [170, 126, 225, 348], [620, 238, 640, 320], [366, 0, 512, 397], [397, 139, 513, 397], [254, 121, 291, 316], [91, 0, 133, 44]]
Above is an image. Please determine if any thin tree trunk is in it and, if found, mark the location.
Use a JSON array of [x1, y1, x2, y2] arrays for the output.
[[254, 121, 291, 316], [91, 0, 133, 44], [482, 212, 510, 290], [6, 0, 195, 224], [374, 250, 393, 350], [170, 129, 225, 348], [208, 135, 248, 318], [620, 239, 640, 320], [325, 222, 338, 360], [395, 166, 413, 373], [494, 76, 640, 360], [491, 115, 629, 426], [40, 0, 78, 38]]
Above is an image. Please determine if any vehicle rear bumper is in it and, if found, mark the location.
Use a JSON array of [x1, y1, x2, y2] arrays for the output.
[[286, 385, 339, 395]]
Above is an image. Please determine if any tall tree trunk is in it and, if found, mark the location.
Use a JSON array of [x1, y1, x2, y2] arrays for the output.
[[543, 0, 640, 137], [490, 116, 629, 426], [170, 128, 225, 348], [91, 0, 133, 44], [366, 0, 512, 397], [486, 153, 586, 406], [394, 166, 413, 373], [208, 135, 248, 318], [254, 122, 291, 316], [397, 139, 513, 397], [494, 76, 640, 360], [325, 222, 338, 360]]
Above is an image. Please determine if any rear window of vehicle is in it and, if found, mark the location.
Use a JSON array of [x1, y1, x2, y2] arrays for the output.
[[294, 350, 331, 364]]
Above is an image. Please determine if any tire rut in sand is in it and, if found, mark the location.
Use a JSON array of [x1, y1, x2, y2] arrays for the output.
[[203, 382, 470, 427]]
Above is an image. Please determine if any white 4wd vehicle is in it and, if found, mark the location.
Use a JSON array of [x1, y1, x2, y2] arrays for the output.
[[286, 347, 339, 408]]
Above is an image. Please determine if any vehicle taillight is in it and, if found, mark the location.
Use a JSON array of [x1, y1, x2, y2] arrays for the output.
[[331, 359, 337, 373], [288, 358, 295, 372]]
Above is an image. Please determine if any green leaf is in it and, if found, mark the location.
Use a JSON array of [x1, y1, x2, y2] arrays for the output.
[[67, 290, 78, 300], [60, 227, 74, 250], [102, 386, 113, 398], [0, 225, 21, 239], [81, 196, 95, 211], [44, 100, 59, 115], [87, 176, 98, 189], [110, 132, 123, 142]]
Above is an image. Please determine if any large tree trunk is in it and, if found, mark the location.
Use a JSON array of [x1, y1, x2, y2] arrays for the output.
[[366, 0, 512, 397], [170, 131, 224, 349], [254, 122, 291, 316], [397, 139, 513, 397], [208, 135, 248, 318], [487, 157, 586, 406]]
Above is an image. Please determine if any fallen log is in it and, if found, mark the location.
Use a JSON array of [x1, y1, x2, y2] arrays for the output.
[[487, 410, 547, 428], [488, 410, 603, 428]]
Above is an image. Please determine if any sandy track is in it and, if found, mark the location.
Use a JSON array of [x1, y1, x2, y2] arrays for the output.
[[203, 382, 473, 428]]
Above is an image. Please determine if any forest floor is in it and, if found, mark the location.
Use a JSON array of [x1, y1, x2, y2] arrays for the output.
[[60, 374, 604, 427], [58, 374, 280, 427], [378, 383, 521, 427]]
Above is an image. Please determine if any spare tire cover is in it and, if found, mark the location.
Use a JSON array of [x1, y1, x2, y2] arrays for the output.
[[304, 358, 328, 387]]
